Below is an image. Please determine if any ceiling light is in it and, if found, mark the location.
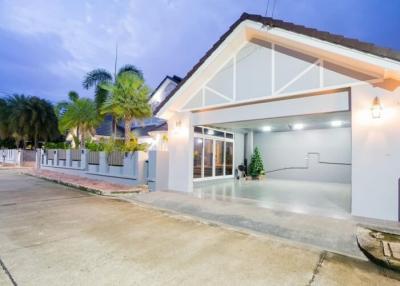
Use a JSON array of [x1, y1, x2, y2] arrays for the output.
[[331, 120, 343, 127], [292, 123, 304, 130], [207, 129, 214, 135], [262, 126, 272, 132]]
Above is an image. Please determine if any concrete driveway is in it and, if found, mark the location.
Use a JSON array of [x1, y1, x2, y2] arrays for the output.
[[0, 170, 399, 285]]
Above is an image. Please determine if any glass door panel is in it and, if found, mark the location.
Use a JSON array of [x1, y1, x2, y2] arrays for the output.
[[215, 140, 224, 176], [225, 142, 233, 175], [193, 138, 203, 178], [204, 139, 213, 177]]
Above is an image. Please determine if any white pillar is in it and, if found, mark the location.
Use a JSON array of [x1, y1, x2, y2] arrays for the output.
[[81, 149, 88, 170], [167, 111, 193, 192], [99, 152, 108, 174]]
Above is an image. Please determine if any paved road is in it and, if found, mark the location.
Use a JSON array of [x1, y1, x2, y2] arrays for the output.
[[0, 170, 399, 285]]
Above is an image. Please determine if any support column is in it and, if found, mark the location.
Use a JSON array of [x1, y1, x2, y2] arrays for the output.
[[167, 111, 193, 192]]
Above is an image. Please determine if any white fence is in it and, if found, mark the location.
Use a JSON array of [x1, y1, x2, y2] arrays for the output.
[[40, 149, 148, 186], [1, 149, 21, 165]]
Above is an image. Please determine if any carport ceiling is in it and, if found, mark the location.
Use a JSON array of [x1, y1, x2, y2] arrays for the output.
[[209, 111, 350, 133]]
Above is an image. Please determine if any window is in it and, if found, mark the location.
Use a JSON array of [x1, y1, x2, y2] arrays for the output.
[[193, 126, 234, 180], [193, 138, 203, 178], [225, 142, 233, 175], [204, 139, 213, 177], [215, 141, 224, 176]]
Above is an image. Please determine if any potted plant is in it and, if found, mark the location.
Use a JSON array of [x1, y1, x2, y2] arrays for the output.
[[248, 147, 265, 180]]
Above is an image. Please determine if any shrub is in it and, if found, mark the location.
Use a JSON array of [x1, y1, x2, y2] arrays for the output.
[[85, 139, 105, 151], [43, 142, 70, 150]]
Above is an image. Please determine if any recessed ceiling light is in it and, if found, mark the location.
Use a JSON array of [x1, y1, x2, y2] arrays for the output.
[[262, 126, 272, 132], [292, 123, 304, 130], [331, 120, 343, 127]]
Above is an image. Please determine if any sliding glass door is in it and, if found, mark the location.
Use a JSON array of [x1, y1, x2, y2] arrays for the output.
[[193, 138, 203, 178], [193, 127, 234, 181], [225, 142, 233, 176], [215, 140, 224, 176], [204, 139, 213, 177]]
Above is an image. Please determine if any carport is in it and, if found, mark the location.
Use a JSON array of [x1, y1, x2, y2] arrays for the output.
[[192, 111, 352, 218]]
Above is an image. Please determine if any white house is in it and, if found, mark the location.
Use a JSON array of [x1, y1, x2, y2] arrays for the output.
[[154, 13, 400, 222]]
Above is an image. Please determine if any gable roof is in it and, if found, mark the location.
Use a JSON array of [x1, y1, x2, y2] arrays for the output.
[[154, 12, 400, 115]]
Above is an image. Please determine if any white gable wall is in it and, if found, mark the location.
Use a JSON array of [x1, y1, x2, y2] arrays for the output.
[[181, 40, 381, 112], [163, 20, 400, 221]]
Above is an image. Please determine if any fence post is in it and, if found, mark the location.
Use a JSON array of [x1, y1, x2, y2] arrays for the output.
[[99, 152, 108, 174], [81, 149, 88, 170], [35, 149, 41, 169], [123, 152, 135, 178], [136, 151, 148, 184]]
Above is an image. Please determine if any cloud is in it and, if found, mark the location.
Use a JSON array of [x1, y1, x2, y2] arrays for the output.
[[0, 0, 398, 102]]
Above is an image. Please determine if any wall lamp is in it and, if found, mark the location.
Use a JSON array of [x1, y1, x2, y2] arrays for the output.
[[371, 96, 383, 119]]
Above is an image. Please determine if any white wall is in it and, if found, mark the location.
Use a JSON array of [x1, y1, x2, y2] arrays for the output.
[[351, 80, 400, 221], [234, 132, 245, 169], [253, 128, 351, 183], [167, 112, 193, 192]]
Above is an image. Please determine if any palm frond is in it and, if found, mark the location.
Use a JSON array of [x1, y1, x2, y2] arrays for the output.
[[82, 69, 113, 89], [117, 64, 143, 79]]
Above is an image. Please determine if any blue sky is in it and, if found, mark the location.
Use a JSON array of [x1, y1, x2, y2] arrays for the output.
[[0, 0, 399, 102]]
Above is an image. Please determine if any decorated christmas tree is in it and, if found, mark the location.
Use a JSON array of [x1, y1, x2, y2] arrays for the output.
[[248, 147, 264, 178]]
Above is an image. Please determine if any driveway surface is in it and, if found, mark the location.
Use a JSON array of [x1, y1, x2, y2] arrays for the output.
[[0, 170, 399, 285]]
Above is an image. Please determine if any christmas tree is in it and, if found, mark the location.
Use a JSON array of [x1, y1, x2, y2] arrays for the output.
[[248, 147, 264, 178]]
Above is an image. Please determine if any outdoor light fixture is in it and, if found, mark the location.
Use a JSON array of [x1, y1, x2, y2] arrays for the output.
[[371, 96, 383, 119], [292, 123, 304, 130], [262, 126, 272, 132], [331, 120, 343, 127]]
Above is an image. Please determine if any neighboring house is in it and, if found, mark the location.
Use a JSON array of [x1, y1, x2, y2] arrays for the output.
[[94, 75, 181, 145], [153, 13, 400, 221]]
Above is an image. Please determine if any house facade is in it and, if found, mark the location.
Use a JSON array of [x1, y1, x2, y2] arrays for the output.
[[154, 13, 400, 221]]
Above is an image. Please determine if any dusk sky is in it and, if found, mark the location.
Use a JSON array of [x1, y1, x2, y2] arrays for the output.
[[0, 0, 399, 102]]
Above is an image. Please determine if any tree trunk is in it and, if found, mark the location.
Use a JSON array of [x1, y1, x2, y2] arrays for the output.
[[80, 128, 85, 149], [124, 119, 133, 145], [76, 126, 80, 148], [112, 116, 117, 138], [34, 129, 38, 149]]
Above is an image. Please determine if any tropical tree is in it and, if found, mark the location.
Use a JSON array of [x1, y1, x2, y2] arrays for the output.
[[6, 94, 59, 148], [26, 96, 59, 148], [82, 64, 143, 109], [0, 97, 11, 140], [82, 64, 143, 137], [100, 73, 152, 144], [58, 91, 101, 148]]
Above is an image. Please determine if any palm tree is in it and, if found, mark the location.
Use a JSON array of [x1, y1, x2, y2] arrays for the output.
[[7, 94, 31, 147], [83, 64, 143, 136], [100, 73, 152, 145], [7, 94, 59, 148], [83, 65, 143, 109], [0, 97, 11, 140], [27, 97, 59, 148], [58, 92, 101, 148]]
